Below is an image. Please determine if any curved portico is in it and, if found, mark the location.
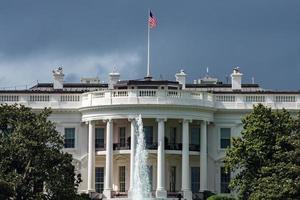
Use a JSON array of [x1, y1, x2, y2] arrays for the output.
[[81, 99, 213, 199]]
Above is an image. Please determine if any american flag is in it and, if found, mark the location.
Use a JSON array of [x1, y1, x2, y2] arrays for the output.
[[149, 11, 157, 28]]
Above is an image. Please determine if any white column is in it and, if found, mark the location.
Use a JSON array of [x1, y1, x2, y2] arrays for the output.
[[182, 119, 192, 200], [87, 121, 95, 192], [200, 120, 208, 191], [103, 119, 113, 198], [156, 118, 167, 198], [128, 118, 135, 198]]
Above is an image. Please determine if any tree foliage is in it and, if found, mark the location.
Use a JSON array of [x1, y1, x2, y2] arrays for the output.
[[0, 104, 82, 199], [224, 104, 300, 200], [207, 195, 236, 200]]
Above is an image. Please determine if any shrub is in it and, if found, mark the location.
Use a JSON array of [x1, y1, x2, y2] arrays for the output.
[[207, 194, 236, 200]]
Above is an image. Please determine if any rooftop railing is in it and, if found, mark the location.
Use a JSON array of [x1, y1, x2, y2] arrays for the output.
[[0, 89, 300, 110]]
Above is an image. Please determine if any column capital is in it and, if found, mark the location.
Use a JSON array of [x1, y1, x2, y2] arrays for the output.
[[201, 120, 209, 125], [180, 118, 192, 123], [103, 118, 113, 123], [85, 120, 95, 125], [128, 118, 135, 122], [156, 118, 167, 122]]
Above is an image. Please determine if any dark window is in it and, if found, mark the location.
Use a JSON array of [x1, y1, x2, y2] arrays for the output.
[[191, 127, 200, 145], [221, 167, 230, 193], [170, 127, 177, 144], [148, 165, 153, 191], [119, 127, 126, 147], [220, 128, 231, 149], [169, 166, 176, 192], [95, 167, 104, 193], [144, 126, 153, 145], [95, 128, 105, 148], [64, 128, 75, 148], [119, 166, 126, 192], [191, 167, 200, 193]]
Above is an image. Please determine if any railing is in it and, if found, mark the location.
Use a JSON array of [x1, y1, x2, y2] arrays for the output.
[[1, 89, 300, 110], [214, 94, 300, 109], [165, 143, 182, 150], [82, 89, 214, 108], [189, 144, 200, 151], [145, 142, 158, 150], [113, 143, 130, 150]]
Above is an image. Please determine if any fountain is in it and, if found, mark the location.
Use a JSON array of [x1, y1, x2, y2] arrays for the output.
[[131, 115, 151, 200]]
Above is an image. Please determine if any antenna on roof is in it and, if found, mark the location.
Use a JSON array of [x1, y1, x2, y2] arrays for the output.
[[252, 76, 255, 84]]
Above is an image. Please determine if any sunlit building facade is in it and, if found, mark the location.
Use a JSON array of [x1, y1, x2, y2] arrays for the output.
[[1, 67, 298, 200]]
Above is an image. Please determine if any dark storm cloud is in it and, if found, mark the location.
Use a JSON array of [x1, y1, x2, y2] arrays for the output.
[[0, 0, 299, 89]]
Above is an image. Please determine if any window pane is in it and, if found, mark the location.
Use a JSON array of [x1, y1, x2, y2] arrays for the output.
[[147, 165, 153, 191], [144, 126, 153, 145], [191, 167, 200, 193], [64, 128, 75, 148], [170, 166, 176, 192], [119, 166, 126, 192], [191, 127, 200, 145], [220, 167, 230, 193], [95, 167, 104, 193], [95, 128, 104, 148], [220, 128, 231, 149], [170, 127, 177, 144], [119, 127, 126, 147]]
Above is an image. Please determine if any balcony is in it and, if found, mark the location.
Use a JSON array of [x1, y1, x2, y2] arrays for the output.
[[189, 144, 200, 151], [165, 143, 182, 150], [81, 89, 214, 108], [113, 143, 130, 150]]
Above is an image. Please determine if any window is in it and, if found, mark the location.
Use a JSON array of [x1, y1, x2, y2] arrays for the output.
[[119, 166, 126, 192], [220, 167, 230, 193], [220, 128, 231, 149], [191, 167, 200, 193], [64, 128, 75, 148], [144, 126, 153, 145], [169, 166, 176, 192], [95, 128, 105, 148], [147, 165, 153, 191], [95, 167, 104, 193], [191, 127, 200, 151], [170, 127, 177, 144], [119, 127, 126, 147], [191, 127, 200, 145]]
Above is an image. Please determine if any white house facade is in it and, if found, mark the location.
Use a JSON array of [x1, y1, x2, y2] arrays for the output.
[[1, 67, 299, 200]]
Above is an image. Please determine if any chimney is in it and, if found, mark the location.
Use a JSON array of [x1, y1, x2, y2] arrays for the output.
[[108, 70, 120, 89], [231, 67, 243, 91], [175, 69, 187, 89], [52, 67, 64, 90]]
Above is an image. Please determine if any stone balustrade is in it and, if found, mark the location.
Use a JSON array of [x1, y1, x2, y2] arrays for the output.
[[0, 89, 300, 110]]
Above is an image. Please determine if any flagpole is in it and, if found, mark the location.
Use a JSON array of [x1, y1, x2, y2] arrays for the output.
[[146, 9, 151, 78]]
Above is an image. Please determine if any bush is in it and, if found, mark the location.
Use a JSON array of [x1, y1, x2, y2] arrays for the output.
[[207, 195, 236, 200], [0, 180, 14, 199]]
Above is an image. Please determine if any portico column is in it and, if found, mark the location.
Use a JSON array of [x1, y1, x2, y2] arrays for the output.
[[182, 119, 192, 200], [103, 119, 113, 198], [128, 118, 136, 198], [156, 118, 167, 198], [87, 121, 95, 192], [200, 120, 208, 191]]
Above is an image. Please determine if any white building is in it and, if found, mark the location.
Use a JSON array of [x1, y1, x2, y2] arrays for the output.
[[1, 67, 299, 200]]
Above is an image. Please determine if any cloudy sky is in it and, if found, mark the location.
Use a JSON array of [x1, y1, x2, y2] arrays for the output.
[[0, 0, 299, 90]]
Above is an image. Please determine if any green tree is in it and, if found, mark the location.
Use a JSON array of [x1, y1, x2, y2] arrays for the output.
[[224, 104, 300, 200], [0, 104, 82, 199]]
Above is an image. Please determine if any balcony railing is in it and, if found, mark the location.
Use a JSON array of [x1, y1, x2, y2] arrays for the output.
[[113, 143, 130, 150], [1, 89, 300, 110], [189, 144, 200, 151], [145, 143, 158, 150], [165, 143, 182, 150], [97, 142, 201, 152]]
